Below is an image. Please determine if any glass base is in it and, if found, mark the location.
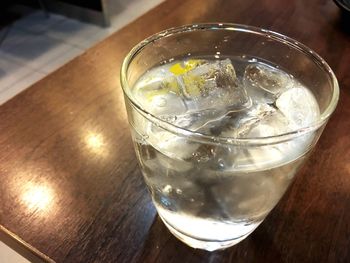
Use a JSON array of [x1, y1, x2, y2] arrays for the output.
[[160, 215, 253, 251]]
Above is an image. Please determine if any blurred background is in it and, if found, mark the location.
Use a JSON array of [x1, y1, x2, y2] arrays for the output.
[[0, 0, 163, 105]]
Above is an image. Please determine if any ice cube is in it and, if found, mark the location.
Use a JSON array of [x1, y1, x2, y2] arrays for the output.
[[132, 75, 187, 116], [133, 59, 251, 118], [152, 179, 206, 215], [137, 58, 253, 135], [244, 63, 293, 103], [220, 103, 277, 138], [180, 59, 251, 112], [247, 110, 290, 137], [210, 173, 276, 220], [276, 86, 320, 128], [147, 126, 199, 161], [166, 108, 228, 134]]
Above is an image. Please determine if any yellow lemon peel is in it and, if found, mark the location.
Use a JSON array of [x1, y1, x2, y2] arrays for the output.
[[145, 59, 205, 101], [184, 59, 204, 70], [169, 59, 204, 75], [183, 74, 204, 97], [169, 63, 186, 75]]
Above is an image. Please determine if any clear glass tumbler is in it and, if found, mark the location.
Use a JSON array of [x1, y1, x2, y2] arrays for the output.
[[120, 24, 339, 251]]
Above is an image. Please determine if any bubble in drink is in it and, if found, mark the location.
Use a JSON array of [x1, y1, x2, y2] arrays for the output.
[[129, 56, 320, 251]]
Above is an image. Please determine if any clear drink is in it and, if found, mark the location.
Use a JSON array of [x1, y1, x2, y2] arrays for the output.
[[121, 24, 339, 251], [129, 57, 318, 250]]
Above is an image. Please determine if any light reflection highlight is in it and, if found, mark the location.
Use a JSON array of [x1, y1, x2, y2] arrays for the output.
[[85, 132, 109, 156], [87, 133, 104, 149], [22, 183, 54, 212]]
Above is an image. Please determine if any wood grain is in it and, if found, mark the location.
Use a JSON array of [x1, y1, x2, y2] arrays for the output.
[[0, 0, 349, 262]]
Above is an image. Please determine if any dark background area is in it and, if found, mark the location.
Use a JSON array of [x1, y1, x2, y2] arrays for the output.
[[0, 0, 43, 29], [59, 0, 102, 11], [0, 0, 103, 30]]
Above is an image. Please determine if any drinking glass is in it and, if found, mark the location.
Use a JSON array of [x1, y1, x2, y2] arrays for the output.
[[120, 23, 339, 251]]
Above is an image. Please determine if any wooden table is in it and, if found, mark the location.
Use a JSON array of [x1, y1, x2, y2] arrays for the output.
[[0, 0, 349, 262]]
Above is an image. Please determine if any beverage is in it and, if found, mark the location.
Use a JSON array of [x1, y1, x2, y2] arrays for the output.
[[121, 23, 338, 251], [128, 57, 319, 250]]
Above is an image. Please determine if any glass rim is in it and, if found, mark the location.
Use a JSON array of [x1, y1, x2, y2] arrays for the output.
[[120, 23, 339, 145]]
